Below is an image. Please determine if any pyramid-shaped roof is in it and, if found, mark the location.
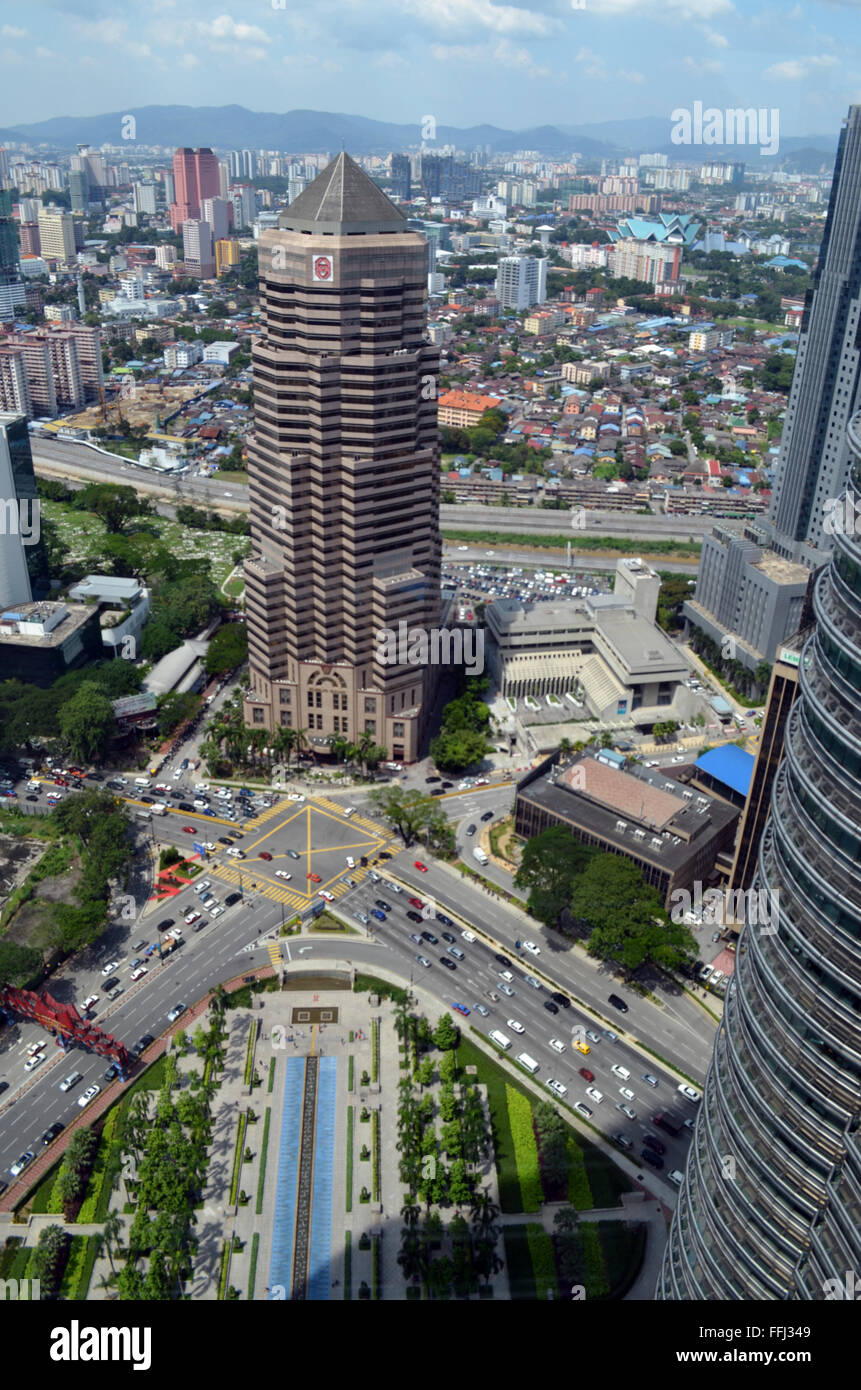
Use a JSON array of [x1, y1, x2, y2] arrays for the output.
[[279, 152, 407, 235]]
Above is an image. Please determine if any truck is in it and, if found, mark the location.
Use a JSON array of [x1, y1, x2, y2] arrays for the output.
[[160, 932, 183, 958], [150, 802, 167, 816], [472, 846, 489, 866], [653, 1110, 683, 1137]]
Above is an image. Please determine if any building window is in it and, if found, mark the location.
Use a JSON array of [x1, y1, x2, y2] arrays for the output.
[[253, 709, 264, 724], [364, 697, 376, 713], [393, 722, 404, 737], [280, 711, 291, 725], [307, 691, 314, 707], [316, 691, 322, 708], [279, 689, 291, 705], [365, 720, 376, 735]]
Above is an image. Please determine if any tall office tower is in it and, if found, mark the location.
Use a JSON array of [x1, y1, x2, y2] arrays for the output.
[[200, 196, 231, 243], [769, 105, 861, 564], [242, 153, 441, 762], [659, 417, 861, 1301], [69, 168, 89, 213], [231, 185, 256, 230], [0, 412, 50, 605], [495, 254, 547, 310], [229, 150, 242, 179], [36, 208, 76, 263], [0, 189, 25, 322], [182, 219, 215, 279], [162, 170, 174, 206], [390, 153, 411, 201], [0, 147, 9, 186], [217, 160, 230, 199], [169, 148, 219, 232], [241, 149, 254, 179]]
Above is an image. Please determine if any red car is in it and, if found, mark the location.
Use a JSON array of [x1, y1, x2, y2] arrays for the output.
[[182, 825, 196, 834], [258, 851, 273, 861], [578, 1067, 595, 1083], [408, 896, 424, 910], [414, 860, 428, 872], [54, 777, 68, 787], [307, 872, 321, 883]]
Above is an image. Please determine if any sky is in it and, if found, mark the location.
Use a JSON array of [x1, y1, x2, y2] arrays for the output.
[[1, 0, 860, 137]]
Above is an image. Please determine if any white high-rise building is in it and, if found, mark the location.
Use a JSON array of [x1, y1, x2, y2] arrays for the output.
[[495, 254, 547, 310]]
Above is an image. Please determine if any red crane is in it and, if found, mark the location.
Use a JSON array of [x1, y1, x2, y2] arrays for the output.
[[0, 986, 131, 1076]]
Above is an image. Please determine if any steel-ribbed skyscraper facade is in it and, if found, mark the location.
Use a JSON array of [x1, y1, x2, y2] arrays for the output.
[[659, 414, 861, 1301]]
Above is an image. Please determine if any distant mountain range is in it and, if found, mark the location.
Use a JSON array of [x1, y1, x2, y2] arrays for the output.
[[0, 105, 841, 170]]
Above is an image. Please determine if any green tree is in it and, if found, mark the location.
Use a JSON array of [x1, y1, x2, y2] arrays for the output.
[[433, 1013, 460, 1051], [571, 855, 697, 975], [514, 826, 593, 928], [58, 682, 117, 765]]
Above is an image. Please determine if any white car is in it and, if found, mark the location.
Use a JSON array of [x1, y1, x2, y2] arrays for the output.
[[287, 794, 305, 803], [209, 905, 224, 918], [522, 940, 540, 955], [574, 1102, 592, 1119], [506, 1018, 525, 1035], [80, 995, 99, 1013], [619, 1086, 635, 1101], [668, 1170, 685, 1187], [24, 1053, 45, 1072], [343, 807, 356, 817], [318, 890, 335, 902], [26, 1041, 46, 1057], [461, 929, 476, 943], [416, 955, 431, 968], [611, 1064, 631, 1081], [101, 961, 119, 976], [77, 1084, 101, 1109], [547, 1079, 568, 1098], [617, 1103, 636, 1120], [59, 1071, 83, 1092], [275, 870, 293, 880], [202, 842, 216, 852], [498, 970, 514, 983], [226, 847, 245, 858], [585, 1086, 603, 1104], [155, 783, 172, 794], [130, 967, 148, 982], [345, 856, 356, 868], [389, 883, 402, 894], [549, 1037, 566, 1053], [677, 1084, 702, 1103], [193, 799, 208, 811]]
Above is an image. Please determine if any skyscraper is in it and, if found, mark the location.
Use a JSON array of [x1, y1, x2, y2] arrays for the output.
[[182, 220, 215, 280], [169, 148, 219, 232], [495, 254, 547, 310], [242, 153, 441, 762], [0, 189, 26, 323], [659, 413, 861, 1300], [0, 412, 50, 606], [769, 105, 861, 563]]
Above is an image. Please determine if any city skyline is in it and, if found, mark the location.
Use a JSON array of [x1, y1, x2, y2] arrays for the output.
[[1, 1, 860, 136]]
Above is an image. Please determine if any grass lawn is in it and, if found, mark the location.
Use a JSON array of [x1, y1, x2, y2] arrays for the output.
[[224, 576, 245, 598], [211, 469, 250, 485], [598, 1220, 648, 1299]]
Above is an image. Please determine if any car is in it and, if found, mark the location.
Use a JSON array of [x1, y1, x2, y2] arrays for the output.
[[408, 932, 423, 944], [414, 860, 429, 873], [547, 1079, 568, 1098], [368, 870, 381, 882], [287, 793, 306, 803], [407, 896, 424, 910], [473, 1003, 489, 1017], [611, 1064, 631, 1081], [585, 1030, 601, 1044], [437, 913, 454, 927], [167, 1004, 187, 1023], [543, 1000, 559, 1015], [551, 992, 571, 1009], [155, 783, 171, 794], [80, 995, 99, 1013], [224, 892, 242, 907], [375, 899, 393, 912], [406, 910, 423, 924], [103, 975, 121, 992], [100, 960, 120, 977], [619, 1086, 635, 1101], [577, 1067, 595, 1084], [642, 1073, 659, 1088], [521, 940, 540, 955], [157, 919, 174, 933], [25, 793, 38, 801], [498, 970, 514, 984], [439, 957, 457, 971], [184, 912, 201, 927], [132, 1034, 155, 1057], [131, 940, 149, 952], [318, 890, 335, 902], [209, 906, 224, 918], [416, 955, 431, 968], [24, 1053, 45, 1071], [128, 958, 144, 971], [389, 883, 402, 894], [668, 1170, 685, 1187], [354, 911, 369, 925], [480, 810, 494, 822], [275, 870, 293, 880], [425, 776, 441, 784], [506, 1018, 525, 1035], [641, 1149, 664, 1170], [585, 1087, 603, 1104], [523, 975, 542, 991], [608, 993, 629, 1013], [612, 1133, 633, 1150], [465, 824, 476, 836], [370, 909, 386, 922], [643, 1134, 666, 1155], [440, 931, 456, 944], [104, 1063, 120, 1083], [41, 1122, 65, 1146], [226, 847, 245, 859], [602, 1030, 619, 1043], [259, 851, 273, 861], [307, 872, 322, 884], [182, 825, 196, 834], [429, 787, 445, 796], [78, 1085, 101, 1109], [130, 967, 148, 982], [573, 1102, 592, 1120], [452, 1003, 470, 1016], [498, 982, 515, 997], [461, 929, 476, 943], [343, 807, 357, 818], [420, 930, 438, 945], [59, 1070, 84, 1092], [287, 850, 301, 860], [495, 954, 512, 968], [677, 1084, 702, 1103], [617, 1103, 637, 1120], [10, 1152, 34, 1177], [573, 1040, 591, 1056], [218, 836, 233, 847]]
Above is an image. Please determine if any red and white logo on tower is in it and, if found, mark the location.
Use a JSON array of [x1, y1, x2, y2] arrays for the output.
[[312, 255, 333, 282]]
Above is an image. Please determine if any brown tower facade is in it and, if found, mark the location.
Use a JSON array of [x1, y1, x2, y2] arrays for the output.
[[242, 154, 441, 762]]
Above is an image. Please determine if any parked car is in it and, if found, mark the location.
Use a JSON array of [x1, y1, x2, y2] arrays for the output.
[[612, 1133, 633, 1151], [415, 955, 431, 968], [547, 1079, 568, 1098], [100, 960, 119, 976], [573, 1102, 592, 1120], [132, 1035, 154, 1057]]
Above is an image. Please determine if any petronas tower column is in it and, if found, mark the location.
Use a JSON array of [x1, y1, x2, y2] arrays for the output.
[[659, 415, 861, 1300]]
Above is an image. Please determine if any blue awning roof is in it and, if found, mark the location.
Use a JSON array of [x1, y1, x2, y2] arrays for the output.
[[695, 744, 754, 796]]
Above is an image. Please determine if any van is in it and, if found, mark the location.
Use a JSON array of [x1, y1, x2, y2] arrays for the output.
[[472, 847, 489, 866], [489, 1029, 511, 1051], [151, 802, 167, 816], [134, 777, 151, 788], [136, 808, 151, 821], [516, 1052, 539, 1074]]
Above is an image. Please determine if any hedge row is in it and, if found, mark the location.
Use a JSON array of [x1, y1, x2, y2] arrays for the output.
[[525, 1222, 557, 1301], [580, 1222, 610, 1299], [566, 1135, 593, 1210], [505, 1085, 542, 1213]]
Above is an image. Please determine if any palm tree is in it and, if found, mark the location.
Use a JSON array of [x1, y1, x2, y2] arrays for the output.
[[101, 1211, 124, 1274], [292, 727, 309, 765]]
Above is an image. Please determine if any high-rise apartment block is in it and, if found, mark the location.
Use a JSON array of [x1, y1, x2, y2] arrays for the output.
[[200, 196, 232, 243], [495, 255, 547, 310], [36, 208, 76, 263], [242, 153, 441, 762], [182, 219, 215, 279], [0, 323, 103, 418], [390, 154, 411, 201]]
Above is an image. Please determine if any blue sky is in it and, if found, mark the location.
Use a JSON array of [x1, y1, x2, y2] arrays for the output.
[[1, 0, 859, 136]]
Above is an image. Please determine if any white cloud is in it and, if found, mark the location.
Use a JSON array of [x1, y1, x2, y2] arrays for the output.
[[1, 25, 27, 38], [432, 36, 552, 77], [701, 26, 729, 46], [35, 46, 56, 59], [765, 53, 838, 79], [590, 0, 733, 17], [374, 51, 410, 70], [575, 46, 607, 79], [683, 55, 724, 73], [405, 0, 555, 37], [178, 52, 201, 69], [202, 15, 269, 43], [617, 68, 646, 84]]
